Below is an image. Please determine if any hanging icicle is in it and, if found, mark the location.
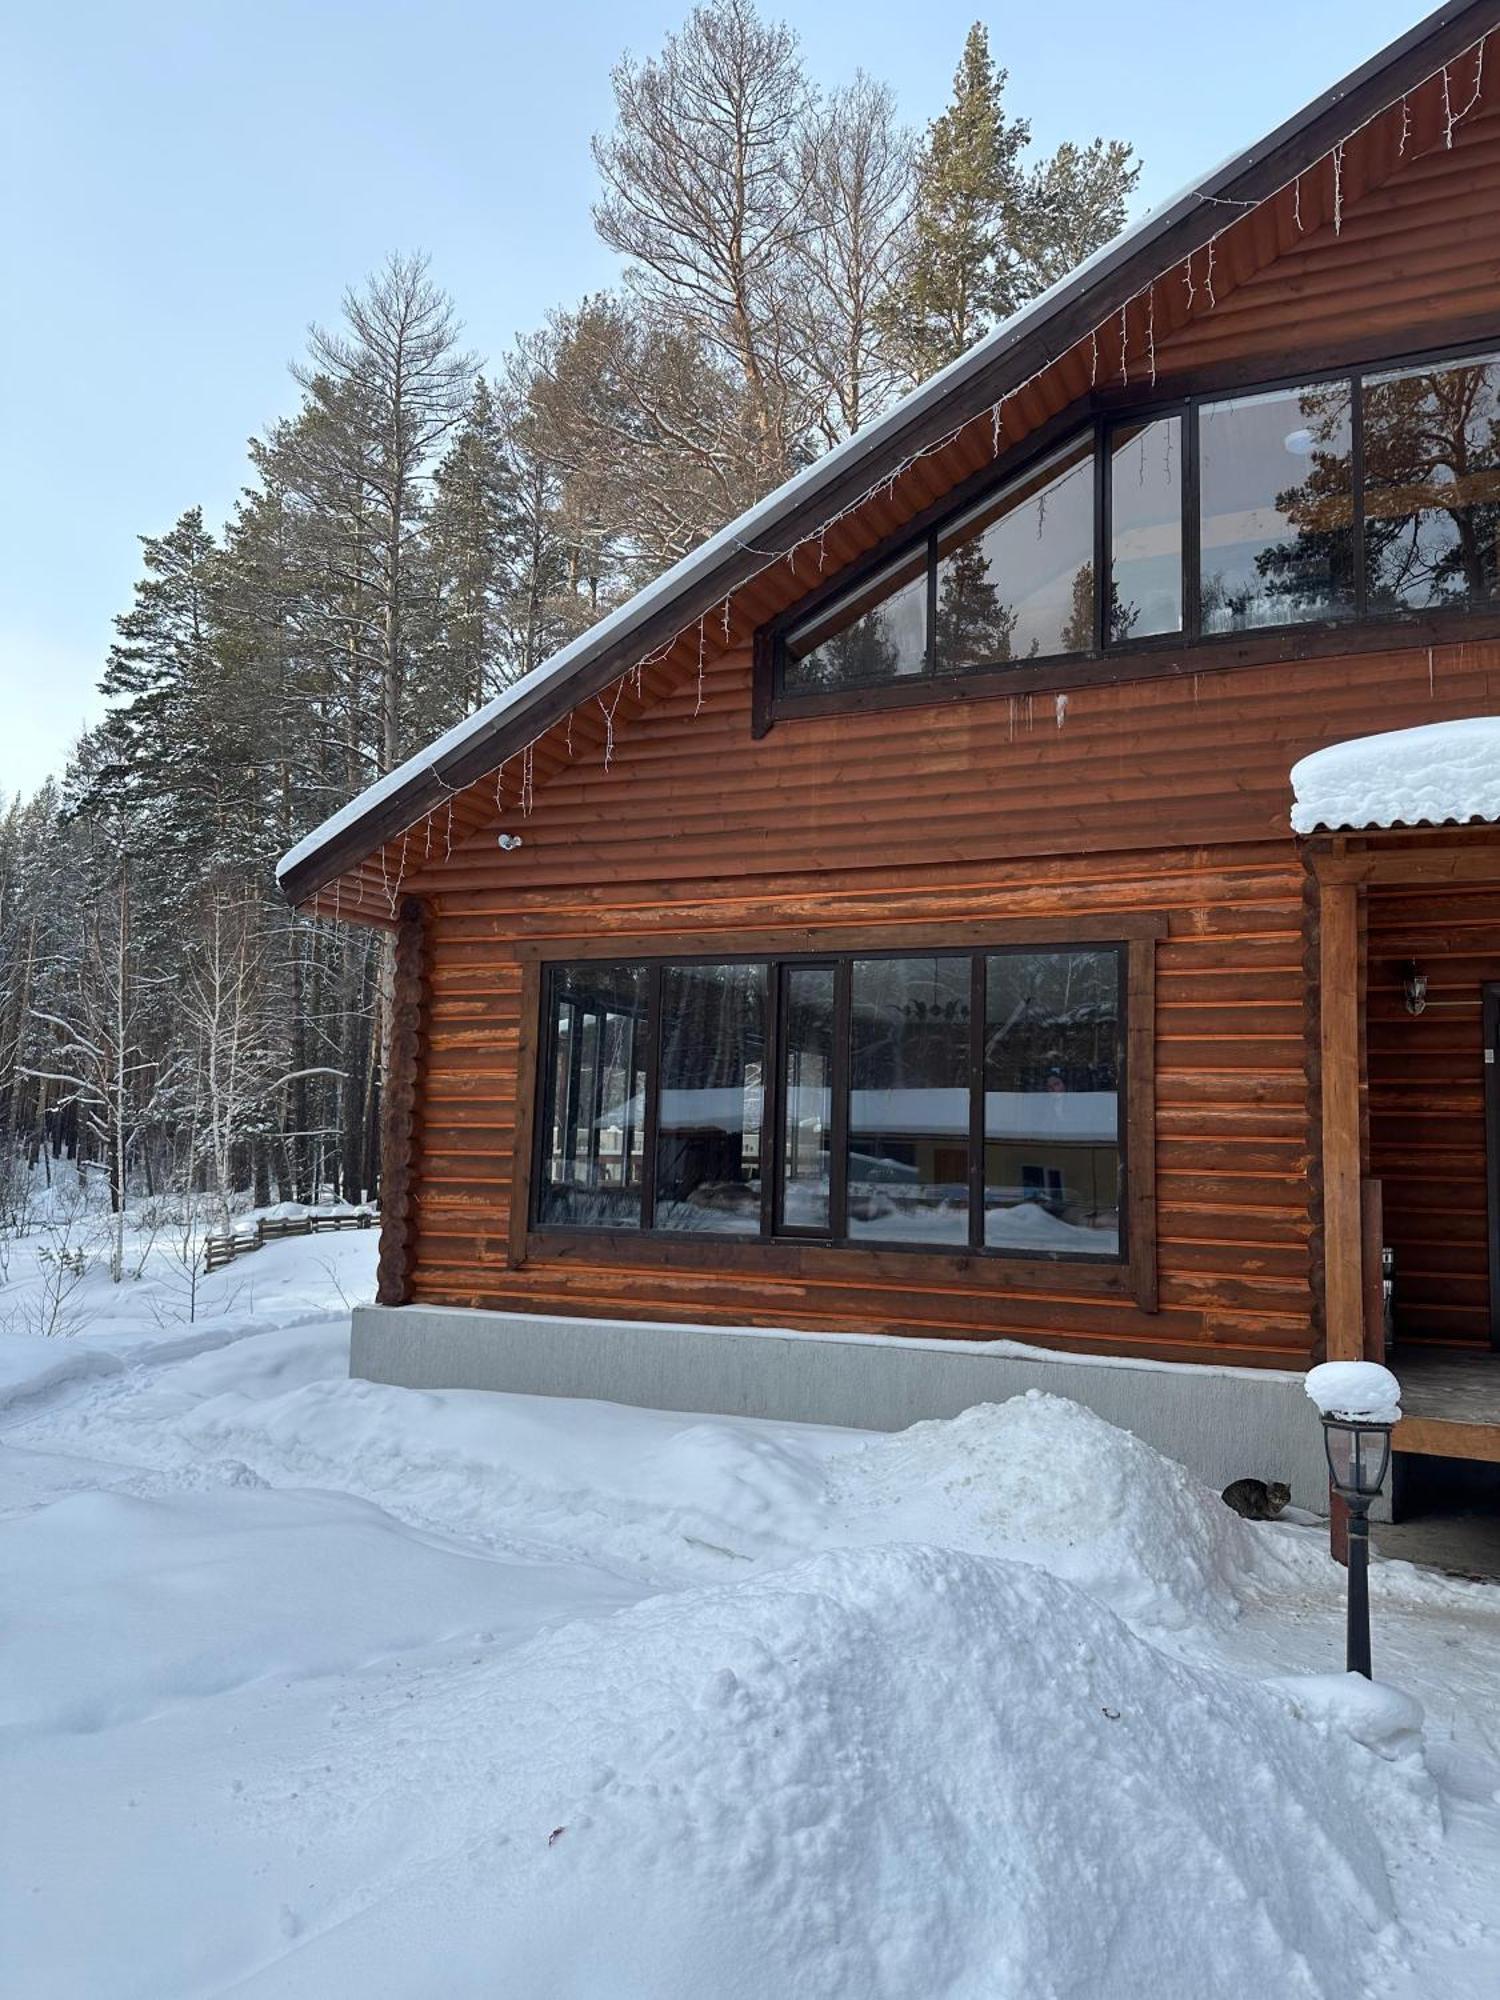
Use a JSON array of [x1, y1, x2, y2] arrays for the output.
[[1331, 142, 1345, 233], [1292, 173, 1303, 233], [1117, 303, 1129, 386], [521, 741, 535, 817], [1145, 284, 1157, 388]]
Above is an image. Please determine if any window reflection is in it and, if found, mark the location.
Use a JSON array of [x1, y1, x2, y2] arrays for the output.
[[848, 956, 971, 1246], [655, 964, 767, 1234], [934, 438, 1096, 668], [783, 551, 928, 691], [1364, 354, 1500, 611], [1110, 416, 1182, 639], [984, 951, 1120, 1258], [537, 964, 649, 1227], [1200, 384, 1355, 632], [779, 965, 834, 1232]]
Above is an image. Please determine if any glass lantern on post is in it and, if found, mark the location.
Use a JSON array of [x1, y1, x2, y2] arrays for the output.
[[1320, 1414, 1394, 1679]]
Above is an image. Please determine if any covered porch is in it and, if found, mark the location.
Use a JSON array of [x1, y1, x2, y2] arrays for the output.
[[1298, 717, 1500, 1489]]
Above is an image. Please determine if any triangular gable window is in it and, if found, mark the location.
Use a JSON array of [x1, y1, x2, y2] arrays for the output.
[[767, 343, 1500, 717], [782, 432, 1095, 694]]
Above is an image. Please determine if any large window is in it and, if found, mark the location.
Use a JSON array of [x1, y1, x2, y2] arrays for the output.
[[536, 963, 650, 1228], [769, 342, 1500, 706], [1363, 353, 1500, 611], [535, 945, 1126, 1260], [1199, 383, 1355, 633], [934, 438, 1095, 669]]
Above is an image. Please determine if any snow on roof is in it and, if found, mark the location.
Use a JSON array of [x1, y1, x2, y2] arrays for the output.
[[1289, 717, 1500, 835], [1303, 1360, 1402, 1423]]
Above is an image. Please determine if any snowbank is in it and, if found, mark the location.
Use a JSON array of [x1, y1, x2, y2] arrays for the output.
[[163, 1380, 1272, 1632], [0, 1483, 636, 1734], [226, 1545, 1416, 2000], [0, 1334, 123, 1413], [1290, 717, 1500, 834], [824, 1392, 1262, 1631]]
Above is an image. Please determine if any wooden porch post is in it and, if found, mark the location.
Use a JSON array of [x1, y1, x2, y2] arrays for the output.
[[1319, 878, 1364, 1362]]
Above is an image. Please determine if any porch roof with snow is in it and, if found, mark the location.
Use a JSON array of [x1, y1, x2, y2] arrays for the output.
[[1290, 717, 1500, 834], [276, 0, 1500, 913]]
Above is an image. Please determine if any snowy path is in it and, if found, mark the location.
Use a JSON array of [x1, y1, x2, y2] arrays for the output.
[[1, 1227, 1498, 1997]]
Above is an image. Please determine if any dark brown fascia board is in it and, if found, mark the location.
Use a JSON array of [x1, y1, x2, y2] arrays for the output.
[[278, 0, 1498, 909]]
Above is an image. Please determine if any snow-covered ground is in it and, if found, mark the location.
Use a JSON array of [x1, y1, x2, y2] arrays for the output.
[[1, 1218, 1497, 1997]]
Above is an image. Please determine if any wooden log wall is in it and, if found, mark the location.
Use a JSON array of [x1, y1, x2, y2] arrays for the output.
[[398, 634, 1500, 1371], [351, 91, 1500, 1369], [1367, 878, 1500, 1350]]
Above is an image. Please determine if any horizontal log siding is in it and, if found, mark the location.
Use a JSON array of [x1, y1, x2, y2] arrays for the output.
[[383, 92, 1500, 1368], [407, 638, 1497, 1368], [1367, 880, 1500, 1350], [1154, 98, 1500, 378]]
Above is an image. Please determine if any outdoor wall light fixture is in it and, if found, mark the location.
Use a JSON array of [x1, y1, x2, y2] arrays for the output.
[[497, 832, 524, 851], [1319, 1411, 1395, 1679], [1401, 961, 1428, 1015]]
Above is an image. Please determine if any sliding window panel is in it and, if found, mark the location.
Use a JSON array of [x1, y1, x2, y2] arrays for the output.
[[777, 964, 835, 1234], [654, 963, 768, 1235], [983, 950, 1122, 1258], [1109, 416, 1182, 640], [536, 964, 650, 1227], [1199, 383, 1355, 633], [847, 956, 971, 1246], [1363, 351, 1500, 612], [933, 434, 1096, 670], [782, 548, 930, 692]]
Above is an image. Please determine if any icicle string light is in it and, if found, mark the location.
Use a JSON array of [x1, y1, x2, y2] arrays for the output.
[[324, 28, 1491, 902], [1447, 37, 1486, 143], [598, 678, 626, 769]]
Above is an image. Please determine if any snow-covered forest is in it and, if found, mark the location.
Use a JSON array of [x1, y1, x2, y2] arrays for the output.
[[0, 4, 1137, 1229]]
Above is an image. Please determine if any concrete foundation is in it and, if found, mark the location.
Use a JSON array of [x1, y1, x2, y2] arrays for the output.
[[351, 1304, 1332, 1512]]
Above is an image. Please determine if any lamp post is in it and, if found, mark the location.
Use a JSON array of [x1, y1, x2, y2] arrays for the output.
[[1319, 1412, 1394, 1679]]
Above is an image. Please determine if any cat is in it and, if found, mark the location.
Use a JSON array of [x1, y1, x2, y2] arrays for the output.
[[1220, 1477, 1291, 1521]]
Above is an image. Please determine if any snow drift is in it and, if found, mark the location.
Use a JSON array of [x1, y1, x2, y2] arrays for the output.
[[231, 1543, 1418, 2000]]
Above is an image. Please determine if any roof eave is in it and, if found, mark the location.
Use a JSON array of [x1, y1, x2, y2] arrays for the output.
[[278, 0, 1500, 909]]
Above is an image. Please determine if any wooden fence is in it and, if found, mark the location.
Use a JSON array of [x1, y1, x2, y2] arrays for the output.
[[204, 1208, 378, 1275]]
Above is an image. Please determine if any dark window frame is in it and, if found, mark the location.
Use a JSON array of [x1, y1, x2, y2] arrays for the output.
[[522, 922, 1160, 1308], [756, 331, 1500, 735]]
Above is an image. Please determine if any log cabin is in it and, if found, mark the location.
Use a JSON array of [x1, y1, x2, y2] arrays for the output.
[[279, 0, 1500, 1510]]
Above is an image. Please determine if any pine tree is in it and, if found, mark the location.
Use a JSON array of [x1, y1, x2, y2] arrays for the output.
[[423, 377, 522, 715], [879, 24, 1139, 384]]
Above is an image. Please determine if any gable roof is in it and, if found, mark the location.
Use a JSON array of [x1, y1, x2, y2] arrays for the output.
[[278, 0, 1499, 909]]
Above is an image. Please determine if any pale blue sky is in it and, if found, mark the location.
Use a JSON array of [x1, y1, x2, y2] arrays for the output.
[[0, 0, 1425, 796]]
